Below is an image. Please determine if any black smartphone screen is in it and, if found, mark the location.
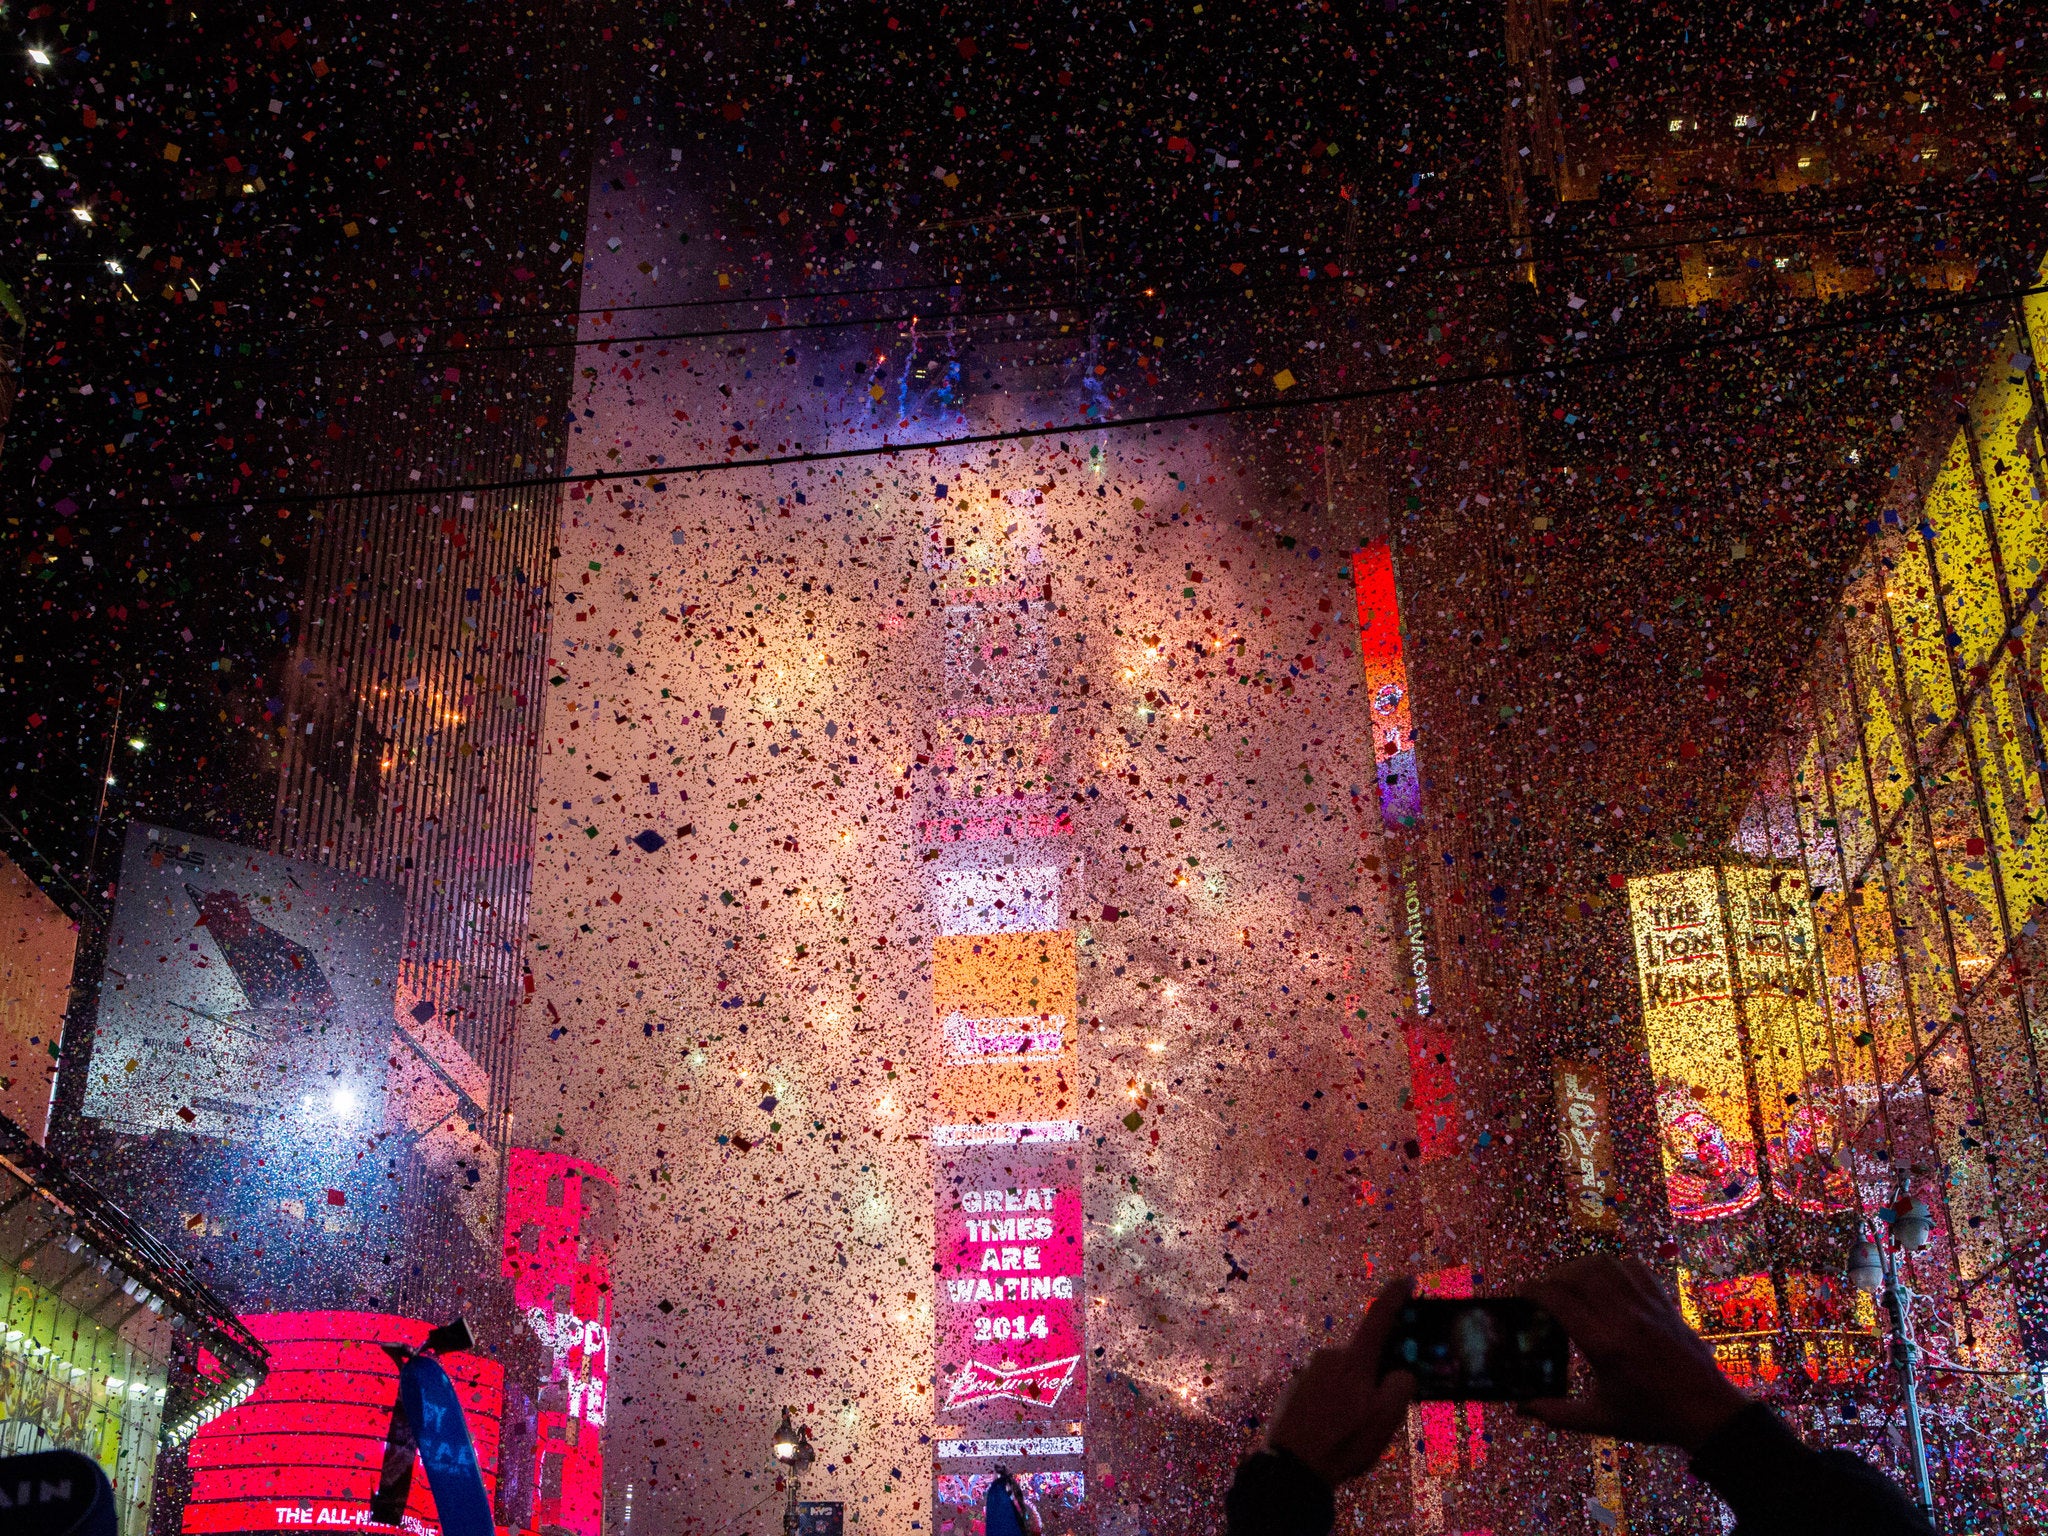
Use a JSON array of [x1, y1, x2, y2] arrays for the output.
[[1379, 1297, 1570, 1401]]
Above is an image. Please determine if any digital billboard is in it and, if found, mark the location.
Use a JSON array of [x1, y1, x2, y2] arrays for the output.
[[1352, 542, 1419, 830], [930, 867, 1063, 937], [929, 933, 1077, 1123], [0, 848, 76, 1141], [182, 1311, 503, 1536], [85, 824, 402, 1141], [500, 1150, 616, 1536], [931, 1144, 1085, 1430], [1626, 868, 1762, 1221]]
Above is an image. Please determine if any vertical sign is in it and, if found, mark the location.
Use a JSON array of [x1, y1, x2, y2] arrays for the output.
[[1553, 1060, 1620, 1232], [500, 1150, 616, 1536], [1353, 543, 1419, 830], [1626, 868, 1763, 1221], [931, 1140, 1086, 1428], [926, 534, 1084, 1530]]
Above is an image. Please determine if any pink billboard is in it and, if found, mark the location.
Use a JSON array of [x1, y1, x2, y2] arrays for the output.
[[933, 1148, 1085, 1428], [501, 1150, 616, 1536]]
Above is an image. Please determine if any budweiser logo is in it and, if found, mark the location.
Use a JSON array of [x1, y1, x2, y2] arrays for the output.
[[942, 1354, 1081, 1411]]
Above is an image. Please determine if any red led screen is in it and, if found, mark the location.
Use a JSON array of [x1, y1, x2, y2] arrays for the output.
[[182, 1312, 503, 1536], [501, 1150, 615, 1536], [932, 1144, 1085, 1431]]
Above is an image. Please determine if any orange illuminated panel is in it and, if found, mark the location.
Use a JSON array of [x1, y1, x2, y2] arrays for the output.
[[931, 933, 1077, 1123]]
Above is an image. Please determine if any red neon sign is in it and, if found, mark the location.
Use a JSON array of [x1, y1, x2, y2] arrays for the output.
[[182, 1312, 502, 1536]]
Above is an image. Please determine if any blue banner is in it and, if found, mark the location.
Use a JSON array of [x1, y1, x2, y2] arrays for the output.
[[398, 1353, 495, 1536]]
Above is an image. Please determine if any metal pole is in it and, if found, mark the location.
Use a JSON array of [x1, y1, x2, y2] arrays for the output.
[[1886, 1246, 1937, 1522]]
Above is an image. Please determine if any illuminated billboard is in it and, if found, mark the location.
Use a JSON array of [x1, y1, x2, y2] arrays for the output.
[[931, 867, 1063, 937], [1554, 1060, 1620, 1232], [501, 1150, 616, 1536], [0, 849, 76, 1141], [182, 1311, 503, 1536], [85, 824, 401, 1141], [1627, 864, 1851, 1220], [1626, 868, 1762, 1221], [1353, 543, 1418, 830], [929, 933, 1077, 1123], [932, 1143, 1085, 1430], [1721, 868, 1853, 1214]]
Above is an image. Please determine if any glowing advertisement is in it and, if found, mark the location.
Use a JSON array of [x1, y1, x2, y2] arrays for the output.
[[1627, 868, 1762, 1221], [1553, 1060, 1621, 1232], [1353, 542, 1419, 830], [1722, 868, 1854, 1214], [930, 933, 1077, 1122], [85, 823, 401, 1140], [0, 849, 76, 1141], [932, 1147, 1085, 1427], [931, 867, 1063, 936], [182, 1312, 503, 1536], [501, 1151, 615, 1536]]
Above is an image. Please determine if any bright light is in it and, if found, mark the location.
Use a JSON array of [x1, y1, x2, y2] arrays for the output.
[[105, 259, 123, 274], [1145, 1042, 1165, 1054], [72, 206, 93, 224], [127, 737, 147, 751], [27, 48, 49, 66], [37, 153, 56, 169], [326, 1088, 360, 1120], [1667, 118, 1683, 133]]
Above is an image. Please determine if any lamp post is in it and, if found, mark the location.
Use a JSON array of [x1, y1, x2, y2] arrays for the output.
[[1847, 1195, 1936, 1524], [771, 1409, 815, 1536]]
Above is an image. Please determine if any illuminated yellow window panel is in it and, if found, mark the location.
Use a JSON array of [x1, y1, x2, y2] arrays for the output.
[[1883, 535, 1958, 744], [1968, 664, 2048, 922], [1920, 731, 2007, 974], [1923, 432, 2005, 678], [1847, 620, 1913, 831]]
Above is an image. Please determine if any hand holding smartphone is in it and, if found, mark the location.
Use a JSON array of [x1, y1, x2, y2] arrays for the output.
[[1378, 1297, 1570, 1401]]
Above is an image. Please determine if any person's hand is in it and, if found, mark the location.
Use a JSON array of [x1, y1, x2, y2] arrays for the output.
[[1520, 1255, 1749, 1452], [1266, 1277, 1417, 1488]]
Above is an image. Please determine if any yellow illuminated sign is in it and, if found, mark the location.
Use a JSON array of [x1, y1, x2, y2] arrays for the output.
[[1722, 868, 1852, 1214], [1627, 869, 1761, 1221], [1629, 866, 1853, 1221]]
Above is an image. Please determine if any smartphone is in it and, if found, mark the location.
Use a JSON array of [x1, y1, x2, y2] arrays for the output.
[[1379, 1297, 1570, 1401]]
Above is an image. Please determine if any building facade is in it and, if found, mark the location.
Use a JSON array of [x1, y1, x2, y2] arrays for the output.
[[1724, 264, 2048, 1524]]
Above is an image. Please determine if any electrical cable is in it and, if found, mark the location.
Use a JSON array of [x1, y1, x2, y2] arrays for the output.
[[110, 191, 2026, 376], [88, 278, 2042, 522]]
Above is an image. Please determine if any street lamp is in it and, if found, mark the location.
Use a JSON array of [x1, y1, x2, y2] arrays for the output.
[[771, 1410, 815, 1536], [1847, 1194, 1936, 1523]]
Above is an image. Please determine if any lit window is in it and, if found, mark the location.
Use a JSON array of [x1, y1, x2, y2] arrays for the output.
[[1733, 113, 1756, 129], [1667, 118, 1684, 133]]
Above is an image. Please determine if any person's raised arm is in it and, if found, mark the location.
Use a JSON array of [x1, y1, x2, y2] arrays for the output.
[[1223, 1278, 1417, 1536], [1522, 1255, 1932, 1536]]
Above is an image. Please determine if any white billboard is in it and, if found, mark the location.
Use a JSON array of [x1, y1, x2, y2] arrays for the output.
[[85, 823, 402, 1140]]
